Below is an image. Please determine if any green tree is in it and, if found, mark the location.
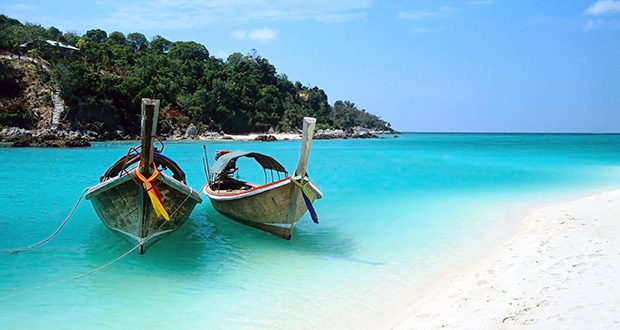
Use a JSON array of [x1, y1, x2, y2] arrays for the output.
[[106, 33, 134, 68], [46, 26, 63, 41], [0, 14, 20, 27], [63, 31, 80, 46], [0, 15, 393, 136], [84, 29, 108, 43], [169, 41, 209, 62], [149, 35, 171, 54], [107, 31, 128, 45], [333, 100, 357, 128], [127, 32, 148, 53]]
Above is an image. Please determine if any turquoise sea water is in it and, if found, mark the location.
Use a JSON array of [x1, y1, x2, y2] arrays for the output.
[[1, 134, 619, 329]]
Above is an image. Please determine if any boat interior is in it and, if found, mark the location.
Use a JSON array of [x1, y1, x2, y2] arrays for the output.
[[210, 178, 258, 193]]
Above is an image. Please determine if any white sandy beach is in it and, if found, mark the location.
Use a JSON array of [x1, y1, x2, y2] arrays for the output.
[[222, 132, 302, 141], [385, 189, 620, 330]]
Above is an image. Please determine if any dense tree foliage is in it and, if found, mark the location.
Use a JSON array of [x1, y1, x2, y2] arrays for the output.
[[0, 15, 392, 134]]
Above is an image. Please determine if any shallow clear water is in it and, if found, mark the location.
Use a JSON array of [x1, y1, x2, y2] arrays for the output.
[[1, 134, 619, 329]]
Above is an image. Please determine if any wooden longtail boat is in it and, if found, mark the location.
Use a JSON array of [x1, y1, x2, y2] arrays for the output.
[[85, 99, 202, 254], [202, 117, 322, 240]]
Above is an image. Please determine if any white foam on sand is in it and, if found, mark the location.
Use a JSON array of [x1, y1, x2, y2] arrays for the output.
[[385, 189, 620, 330]]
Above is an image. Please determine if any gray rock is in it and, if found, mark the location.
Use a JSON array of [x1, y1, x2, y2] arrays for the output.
[[255, 134, 277, 142], [186, 123, 198, 137]]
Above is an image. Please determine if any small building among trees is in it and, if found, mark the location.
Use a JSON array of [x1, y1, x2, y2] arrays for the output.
[[19, 39, 79, 59]]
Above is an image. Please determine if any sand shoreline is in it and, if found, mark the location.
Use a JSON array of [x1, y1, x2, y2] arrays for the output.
[[219, 132, 302, 141], [384, 189, 620, 329], [0, 126, 396, 146]]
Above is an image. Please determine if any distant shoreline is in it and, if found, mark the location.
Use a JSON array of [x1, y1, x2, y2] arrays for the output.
[[0, 126, 398, 147]]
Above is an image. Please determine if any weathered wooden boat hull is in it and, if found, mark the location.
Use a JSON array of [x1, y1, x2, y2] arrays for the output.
[[203, 178, 322, 239], [86, 171, 201, 252]]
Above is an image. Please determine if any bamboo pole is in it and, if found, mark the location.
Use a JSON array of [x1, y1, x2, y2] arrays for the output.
[[284, 117, 316, 239]]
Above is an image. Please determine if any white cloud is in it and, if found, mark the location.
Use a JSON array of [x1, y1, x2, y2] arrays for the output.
[[397, 7, 455, 20], [248, 27, 276, 41], [7, 4, 36, 11], [97, 0, 374, 31], [315, 12, 366, 24], [409, 27, 430, 34], [584, 0, 620, 15], [398, 9, 436, 20], [231, 27, 276, 41], [581, 17, 620, 31], [231, 30, 247, 39]]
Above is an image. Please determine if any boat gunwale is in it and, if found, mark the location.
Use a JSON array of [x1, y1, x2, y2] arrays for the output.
[[86, 166, 202, 203], [202, 176, 322, 201]]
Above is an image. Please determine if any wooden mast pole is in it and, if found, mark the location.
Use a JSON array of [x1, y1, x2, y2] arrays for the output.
[[140, 98, 160, 173], [138, 98, 160, 254], [283, 117, 316, 240]]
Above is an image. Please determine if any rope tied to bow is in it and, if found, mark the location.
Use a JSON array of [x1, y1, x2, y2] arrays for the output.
[[290, 176, 319, 224], [134, 163, 170, 220]]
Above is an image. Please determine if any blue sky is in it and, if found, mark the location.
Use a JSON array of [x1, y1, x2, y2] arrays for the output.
[[2, 1, 619, 132]]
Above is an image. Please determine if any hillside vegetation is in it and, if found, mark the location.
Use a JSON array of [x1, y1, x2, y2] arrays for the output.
[[0, 14, 392, 137]]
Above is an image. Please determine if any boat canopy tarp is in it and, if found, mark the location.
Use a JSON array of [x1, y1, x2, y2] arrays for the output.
[[210, 151, 287, 175]]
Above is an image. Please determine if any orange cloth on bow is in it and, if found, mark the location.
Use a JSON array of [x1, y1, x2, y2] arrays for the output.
[[134, 164, 170, 220]]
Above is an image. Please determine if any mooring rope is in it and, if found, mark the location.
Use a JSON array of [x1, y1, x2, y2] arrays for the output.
[[0, 242, 143, 300], [71, 187, 195, 282], [73, 243, 142, 280], [167, 187, 194, 220], [1, 177, 195, 300], [290, 176, 319, 223], [2, 188, 88, 254]]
